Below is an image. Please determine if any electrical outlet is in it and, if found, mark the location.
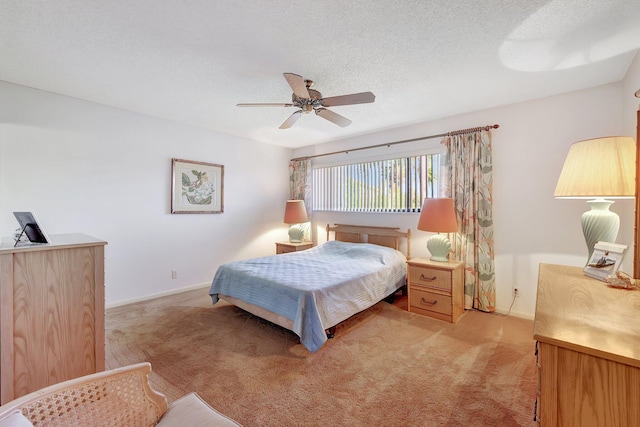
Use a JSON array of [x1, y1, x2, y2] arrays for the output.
[[513, 288, 520, 298], [171, 270, 177, 279]]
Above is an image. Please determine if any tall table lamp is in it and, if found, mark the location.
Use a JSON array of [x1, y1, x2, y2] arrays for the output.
[[417, 198, 458, 262], [554, 136, 635, 261], [284, 200, 309, 243]]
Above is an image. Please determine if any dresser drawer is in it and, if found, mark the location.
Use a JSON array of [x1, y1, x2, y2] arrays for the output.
[[408, 266, 452, 292], [409, 287, 452, 316]]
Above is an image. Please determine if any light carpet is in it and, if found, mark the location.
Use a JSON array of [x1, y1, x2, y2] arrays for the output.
[[106, 289, 537, 426]]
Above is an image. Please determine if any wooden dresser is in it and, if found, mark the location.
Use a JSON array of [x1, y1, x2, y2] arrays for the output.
[[407, 258, 464, 323], [0, 233, 107, 404], [534, 263, 640, 426]]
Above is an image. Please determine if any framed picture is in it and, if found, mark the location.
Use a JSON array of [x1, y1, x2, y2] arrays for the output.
[[13, 211, 50, 246], [583, 241, 627, 281], [171, 158, 224, 214]]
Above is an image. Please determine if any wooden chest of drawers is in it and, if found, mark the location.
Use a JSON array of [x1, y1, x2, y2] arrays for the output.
[[533, 264, 640, 426], [0, 234, 107, 404], [406, 258, 464, 323]]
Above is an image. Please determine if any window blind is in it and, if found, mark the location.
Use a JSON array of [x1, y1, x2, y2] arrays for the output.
[[312, 153, 440, 212]]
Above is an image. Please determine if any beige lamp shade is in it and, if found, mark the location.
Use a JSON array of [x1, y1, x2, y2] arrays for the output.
[[417, 198, 458, 233], [554, 136, 635, 198], [283, 200, 308, 224]]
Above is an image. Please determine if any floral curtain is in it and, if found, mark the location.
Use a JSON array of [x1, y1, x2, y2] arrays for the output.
[[289, 159, 312, 240], [440, 130, 495, 312]]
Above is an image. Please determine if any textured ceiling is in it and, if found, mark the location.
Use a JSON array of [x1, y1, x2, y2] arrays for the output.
[[2, 0, 640, 148]]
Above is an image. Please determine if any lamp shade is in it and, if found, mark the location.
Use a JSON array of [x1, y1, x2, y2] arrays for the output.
[[554, 136, 635, 199], [283, 200, 308, 224], [417, 198, 458, 232]]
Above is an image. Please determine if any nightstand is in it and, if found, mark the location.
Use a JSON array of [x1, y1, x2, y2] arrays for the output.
[[407, 258, 464, 323], [275, 241, 313, 254]]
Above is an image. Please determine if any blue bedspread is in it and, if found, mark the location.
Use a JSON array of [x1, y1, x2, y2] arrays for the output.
[[209, 241, 406, 352]]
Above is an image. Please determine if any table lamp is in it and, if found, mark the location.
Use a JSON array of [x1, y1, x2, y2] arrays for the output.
[[283, 200, 309, 243], [554, 136, 635, 261], [417, 198, 458, 262]]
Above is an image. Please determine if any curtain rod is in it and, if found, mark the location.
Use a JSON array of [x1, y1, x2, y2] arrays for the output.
[[290, 124, 499, 161]]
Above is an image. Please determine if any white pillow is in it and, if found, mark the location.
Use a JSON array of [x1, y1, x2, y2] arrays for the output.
[[0, 411, 34, 427]]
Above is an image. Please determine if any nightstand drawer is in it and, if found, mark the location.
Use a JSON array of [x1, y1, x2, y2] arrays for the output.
[[409, 288, 452, 316], [408, 266, 452, 292], [278, 245, 297, 254], [275, 241, 313, 254]]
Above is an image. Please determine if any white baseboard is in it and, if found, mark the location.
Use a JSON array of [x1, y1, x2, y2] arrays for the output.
[[106, 282, 211, 309], [493, 306, 534, 320]]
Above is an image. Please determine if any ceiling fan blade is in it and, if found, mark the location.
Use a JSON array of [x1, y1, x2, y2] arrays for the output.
[[237, 103, 294, 107], [315, 108, 352, 127], [279, 110, 303, 129], [283, 73, 310, 99], [321, 92, 375, 107]]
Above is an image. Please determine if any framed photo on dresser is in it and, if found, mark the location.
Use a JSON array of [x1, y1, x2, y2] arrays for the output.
[[583, 241, 627, 281], [13, 211, 49, 246]]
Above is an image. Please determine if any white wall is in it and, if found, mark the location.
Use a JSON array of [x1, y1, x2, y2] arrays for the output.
[[0, 81, 292, 306], [294, 80, 635, 319], [3, 51, 638, 317]]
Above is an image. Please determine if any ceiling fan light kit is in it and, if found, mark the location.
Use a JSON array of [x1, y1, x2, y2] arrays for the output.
[[237, 73, 375, 129]]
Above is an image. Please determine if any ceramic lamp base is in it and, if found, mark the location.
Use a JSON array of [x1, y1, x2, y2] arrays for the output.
[[427, 233, 451, 262], [582, 199, 619, 261], [288, 224, 305, 243]]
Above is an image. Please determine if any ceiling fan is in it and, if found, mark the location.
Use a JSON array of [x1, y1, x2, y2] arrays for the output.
[[236, 73, 375, 129]]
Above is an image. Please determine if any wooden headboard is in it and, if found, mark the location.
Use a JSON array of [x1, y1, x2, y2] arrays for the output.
[[325, 224, 411, 259]]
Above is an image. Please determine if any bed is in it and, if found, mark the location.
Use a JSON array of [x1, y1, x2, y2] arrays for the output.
[[209, 224, 411, 352]]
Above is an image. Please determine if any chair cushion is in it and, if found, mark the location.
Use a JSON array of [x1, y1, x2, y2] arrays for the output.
[[157, 393, 241, 427], [0, 411, 34, 427]]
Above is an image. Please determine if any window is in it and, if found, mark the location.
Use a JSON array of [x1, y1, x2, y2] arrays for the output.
[[312, 153, 440, 212]]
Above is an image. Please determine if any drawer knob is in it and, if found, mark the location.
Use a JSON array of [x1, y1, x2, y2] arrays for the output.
[[421, 297, 437, 305], [420, 274, 437, 281]]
